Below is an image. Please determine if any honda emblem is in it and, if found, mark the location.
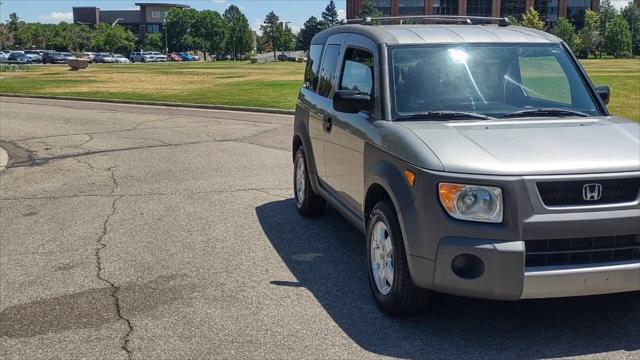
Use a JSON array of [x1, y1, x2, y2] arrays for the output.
[[582, 183, 602, 201]]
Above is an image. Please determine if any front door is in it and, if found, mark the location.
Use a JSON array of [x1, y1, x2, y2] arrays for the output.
[[324, 44, 376, 215]]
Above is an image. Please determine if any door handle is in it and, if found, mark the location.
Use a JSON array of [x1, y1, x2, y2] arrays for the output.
[[323, 116, 333, 133]]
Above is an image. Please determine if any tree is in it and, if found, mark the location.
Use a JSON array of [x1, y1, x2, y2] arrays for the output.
[[622, 3, 640, 55], [165, 8, 199, 52], [261, 11, 280, 61], [598, 0, 617, 39], [553, 17, 577, 51], [520, 7, 545, 30], [0, 24, 14, 49], [575, 9, 600, 58], [296, 16, 322, 51], [90, 23, 137, 54], [7, 13, 22, 35], [275, 22, 294, 55], [223, 5, 253, 59], [604, 15, 632, 57], [144, 33, 164, 52], [195, 10, 226, 60], [321, 0, 340, 28], [358, 0, 382, 19]]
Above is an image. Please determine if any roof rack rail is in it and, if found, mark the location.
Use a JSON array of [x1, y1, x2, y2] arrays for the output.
[[346, 15, 511, 27]]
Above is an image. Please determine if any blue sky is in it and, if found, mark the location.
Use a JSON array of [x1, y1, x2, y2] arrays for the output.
[[0, 0, 347, 33]]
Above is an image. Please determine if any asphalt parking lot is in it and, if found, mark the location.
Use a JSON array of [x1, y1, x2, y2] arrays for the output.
[[1, 97, 638, 359]]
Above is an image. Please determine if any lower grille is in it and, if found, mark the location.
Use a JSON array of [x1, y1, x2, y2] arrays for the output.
[[525, 234, 640, 267]]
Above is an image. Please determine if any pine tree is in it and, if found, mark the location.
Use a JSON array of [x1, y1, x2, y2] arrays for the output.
[[598, 0, 617, 38], [604, 15, 632, 58], [520, 7, 544, 30], [553, 17, 577, 51], [261, 11, 280, 61], [297, 16, 322, 51], [321, 0, 340, 28], [358, 0, 382, 20], [621, 3, 640, 55]]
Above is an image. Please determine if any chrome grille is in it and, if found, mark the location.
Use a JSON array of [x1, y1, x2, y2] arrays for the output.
[[525, 234, 640, 267]]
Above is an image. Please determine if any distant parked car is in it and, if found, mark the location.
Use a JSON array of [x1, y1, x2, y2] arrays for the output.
[[277, 53, 296, 62], [177, 52, 195, 61], [83, 52, 96, 63], [7, 52, 32, 64], [190, 53, 200, 61], [0, 50, 9, 63], [168, 53, 182, 62], [149, 51, 167, 62], [113, 54, 130, 63], [130, 51, 155, 63], [94, 52, 116, 63], [24, 50, 43, 63], [42, 52, 72, 64]]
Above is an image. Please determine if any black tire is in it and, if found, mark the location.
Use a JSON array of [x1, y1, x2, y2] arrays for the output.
[[366, 200, 431, 316], [293, 146, 325, 216]]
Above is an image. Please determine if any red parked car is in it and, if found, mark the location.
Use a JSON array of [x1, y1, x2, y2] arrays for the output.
[[168, 53, 182, 62]]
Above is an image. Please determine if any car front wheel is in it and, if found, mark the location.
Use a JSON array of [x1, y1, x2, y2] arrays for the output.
[[293, 146, 325, 216], [367, 200, 430, 316]]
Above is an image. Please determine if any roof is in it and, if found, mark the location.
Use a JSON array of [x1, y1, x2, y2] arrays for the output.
[[135, 3, 190, 8], [311, 24, 561, 46]]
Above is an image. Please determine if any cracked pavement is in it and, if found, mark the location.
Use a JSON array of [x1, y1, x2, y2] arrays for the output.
[[1, 97, 638, 359]]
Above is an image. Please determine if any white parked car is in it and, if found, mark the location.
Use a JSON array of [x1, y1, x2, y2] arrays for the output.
[[0, 51, 9, 63], [149, 51, 167, 62], [130, 51, 155, 63], [113, 54, 130, 63]]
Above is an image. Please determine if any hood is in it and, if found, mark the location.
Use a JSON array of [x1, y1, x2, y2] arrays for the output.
[[399, 116, 640, 176]]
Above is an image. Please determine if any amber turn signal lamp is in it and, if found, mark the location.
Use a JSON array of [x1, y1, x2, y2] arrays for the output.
[[403, 170, 416, 187], [439, 183, 465, 213]]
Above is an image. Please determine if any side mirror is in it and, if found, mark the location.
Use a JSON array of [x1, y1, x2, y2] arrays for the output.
[[595, 85, 610, 105], [333, 90, 372, 114]]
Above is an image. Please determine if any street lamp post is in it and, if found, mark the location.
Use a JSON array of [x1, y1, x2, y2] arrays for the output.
[[163, 19, 168, 55], [112, 18, 124, 27]]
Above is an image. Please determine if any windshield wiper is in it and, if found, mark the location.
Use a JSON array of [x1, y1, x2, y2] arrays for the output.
[[503, 108, 590, 118], [395, 111, 493, 121]]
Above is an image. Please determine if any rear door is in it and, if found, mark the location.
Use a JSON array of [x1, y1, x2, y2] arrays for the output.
[[308, 34, 346, 180]]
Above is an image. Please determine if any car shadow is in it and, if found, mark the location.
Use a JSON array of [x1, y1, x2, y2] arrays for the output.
[[256, 199, 640, 359]]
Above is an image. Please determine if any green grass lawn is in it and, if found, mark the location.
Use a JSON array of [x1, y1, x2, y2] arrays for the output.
[[0, 59, 638, 120]]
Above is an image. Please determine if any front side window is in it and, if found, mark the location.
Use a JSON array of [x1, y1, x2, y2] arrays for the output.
[[391, 44, 600, 118], [317, 44, 341, 98], [304, 44, 324, 91], [340, 48, 374, 96]]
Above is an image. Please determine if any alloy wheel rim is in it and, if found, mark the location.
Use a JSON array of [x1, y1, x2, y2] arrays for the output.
[[371, 220, 394, 295], [295, 156, 305, 207]]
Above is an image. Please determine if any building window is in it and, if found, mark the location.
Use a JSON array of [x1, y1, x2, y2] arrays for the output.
[[535, 0, 559, 25], [372, 0, 392, 16], [432, 0, 458, 15], [399, 0, 425, 15], [501, 0, 526, 18], [147, 24, 160, 34], [151, 10, 168, 19], [467, 0, 492, 16], [567, 0, 590, 28]]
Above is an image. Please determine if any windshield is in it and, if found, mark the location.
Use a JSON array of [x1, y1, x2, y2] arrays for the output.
[[391, 44, 601, 119]]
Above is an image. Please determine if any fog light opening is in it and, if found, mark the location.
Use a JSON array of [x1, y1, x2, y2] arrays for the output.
[[451, 254, 485, 279]]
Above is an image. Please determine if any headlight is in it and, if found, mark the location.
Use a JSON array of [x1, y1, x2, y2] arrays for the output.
[[439, 183, 503, 223]]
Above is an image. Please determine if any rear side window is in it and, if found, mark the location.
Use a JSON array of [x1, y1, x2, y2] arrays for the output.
[[304, 45, 324, 91], [317, 44, 342, 98], [340, 48, 374, 96]]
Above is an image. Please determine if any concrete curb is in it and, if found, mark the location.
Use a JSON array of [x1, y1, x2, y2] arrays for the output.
[[0, 145, 8, 173], [0, 93, 296, 116]]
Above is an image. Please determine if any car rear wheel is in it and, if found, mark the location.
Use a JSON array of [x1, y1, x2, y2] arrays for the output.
[[367, 200, 430, 316], [294, 146, 325, 216]]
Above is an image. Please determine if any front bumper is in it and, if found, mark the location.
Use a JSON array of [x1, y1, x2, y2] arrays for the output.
[[414, 237, 640, 300]]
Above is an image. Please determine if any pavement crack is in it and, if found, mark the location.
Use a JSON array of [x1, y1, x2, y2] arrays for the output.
[[93, 167, 132, 359]]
